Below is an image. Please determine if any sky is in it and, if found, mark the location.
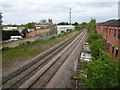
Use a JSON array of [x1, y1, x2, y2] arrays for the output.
[[0, 0, 120, 25]]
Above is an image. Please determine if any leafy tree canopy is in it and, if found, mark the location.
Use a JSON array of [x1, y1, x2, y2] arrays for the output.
[[25, 22, 36, 29], [57, 22, 69, 25], [72, 22, 79, 26]]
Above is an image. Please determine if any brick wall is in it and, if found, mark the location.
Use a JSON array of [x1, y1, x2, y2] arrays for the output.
[[119, 40, 120, 61], [26, 31, 37, 38], [2, 36, 40, 49], [37, 26, 57, 37], [96, 25, 119, 59], [96, 25, 104, 34]]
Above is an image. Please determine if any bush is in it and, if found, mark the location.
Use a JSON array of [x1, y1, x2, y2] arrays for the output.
[[88, 33, 102, 43], [90, 40, 104, 59], [75, 46, 119, 88], [75, 24, 82, 31], [84, 55, 119, 88]]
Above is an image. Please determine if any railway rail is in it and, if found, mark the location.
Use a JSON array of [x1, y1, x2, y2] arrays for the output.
[[1, 29, 87, 89]]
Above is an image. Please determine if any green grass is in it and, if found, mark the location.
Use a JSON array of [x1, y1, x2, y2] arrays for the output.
[[0, 40, 6, 44], [2, 30, 78, 62]]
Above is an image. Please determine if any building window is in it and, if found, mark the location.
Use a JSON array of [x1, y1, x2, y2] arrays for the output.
[[106, 27, 108, 33], [112, 46, 114, 55], [115, 49, 118, 58], [114, 29, 117, 37], [118, 28, 120, 39], [109, 28, 111, 35]]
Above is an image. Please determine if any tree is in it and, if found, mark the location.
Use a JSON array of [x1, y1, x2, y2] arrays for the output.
[[7, 24, 20, 27], [75, 24, 82, 31], [22, 28, 29, 37], [57, 22, 69, 25], [25, 22, 35, 29], [81, 22, 87, 28], [74, 22, 88, 31], [20, 24, 25, 27], [73, 22, 79, 26], [86, 19, 96, 33]]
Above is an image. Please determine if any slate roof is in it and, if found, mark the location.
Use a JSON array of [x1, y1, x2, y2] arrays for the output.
[[96, 19, 120, 27], [35, 23, 54, 27]]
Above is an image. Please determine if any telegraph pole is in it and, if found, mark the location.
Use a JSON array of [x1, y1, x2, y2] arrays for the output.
[[69, 8, 71, 25], [0, 11, 2, 87]]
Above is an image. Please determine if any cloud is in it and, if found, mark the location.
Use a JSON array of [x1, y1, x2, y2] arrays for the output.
[[0, 0, 119, 24]]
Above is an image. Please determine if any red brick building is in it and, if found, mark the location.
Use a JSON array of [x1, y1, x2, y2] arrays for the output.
[[26, 19, 57, 38], [35, 25, 49, 30], [26, 30, 37, 38], [35, 19, 53, 30], [96, 19, 120, 61]]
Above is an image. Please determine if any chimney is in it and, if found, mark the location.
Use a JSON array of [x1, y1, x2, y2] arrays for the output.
[[48, 19, 52, 23]]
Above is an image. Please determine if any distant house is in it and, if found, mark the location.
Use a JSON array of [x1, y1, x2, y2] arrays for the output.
[[35, 25, 49, 30], [35, 19, 57, 36], [35, 19, 54, 30], [2, 19, 57, 38], [25, 30, 37, 38], [57, 25, 75, 35], [2, 26, 25, 33], [24, 28, 37, 38]]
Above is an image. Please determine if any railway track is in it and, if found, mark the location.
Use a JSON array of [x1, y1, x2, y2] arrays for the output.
[[1, 29, 87, 89]]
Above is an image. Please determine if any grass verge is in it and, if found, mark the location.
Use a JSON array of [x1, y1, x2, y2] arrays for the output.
[[2, 30, 78, 63]]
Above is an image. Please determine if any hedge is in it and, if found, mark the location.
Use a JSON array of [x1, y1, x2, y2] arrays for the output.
[[2, 30, 20, 40]]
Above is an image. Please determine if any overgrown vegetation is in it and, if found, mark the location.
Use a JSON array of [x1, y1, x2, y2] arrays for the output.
[[75, 22, 87, 31], [74, 19, 120, 88]]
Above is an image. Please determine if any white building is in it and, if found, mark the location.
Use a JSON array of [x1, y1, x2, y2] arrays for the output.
[[3, 27, 17, 30], [3, 26, 25, 31], [57, 25, 75, 35]]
